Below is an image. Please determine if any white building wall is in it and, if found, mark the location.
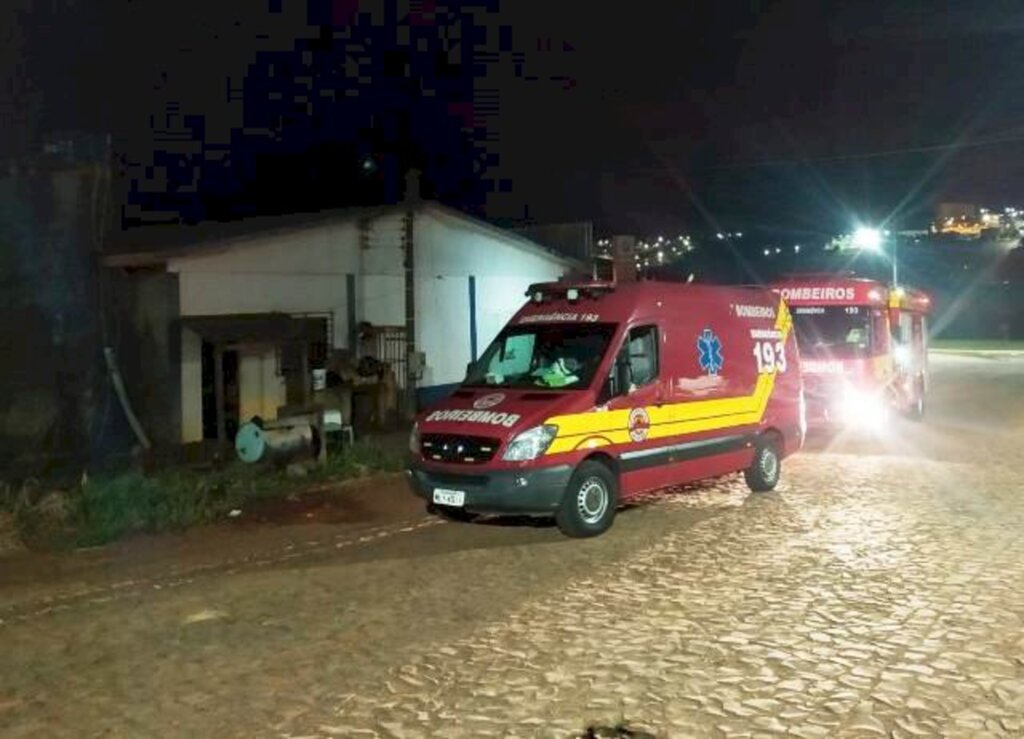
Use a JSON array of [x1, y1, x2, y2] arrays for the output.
[[170, 222, 360, 442], [238, 348, 286, 422], [170, 222, 360, 348], [359, 213, 406, 327], [180, 328, 203, 442], [166, 206, 571, 440], [414, 209, 570, 390]]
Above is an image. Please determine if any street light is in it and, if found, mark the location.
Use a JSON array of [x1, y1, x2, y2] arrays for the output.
[[852, 226, 898, 286], [852, 227, 882, 252]]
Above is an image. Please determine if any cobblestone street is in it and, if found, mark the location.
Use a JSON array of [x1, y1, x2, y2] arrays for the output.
[[2, 354, 1024, 738]]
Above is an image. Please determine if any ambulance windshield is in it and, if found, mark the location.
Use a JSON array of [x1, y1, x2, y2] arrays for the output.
[[466, 323, 617, 390], [792, 305, 872, 357]]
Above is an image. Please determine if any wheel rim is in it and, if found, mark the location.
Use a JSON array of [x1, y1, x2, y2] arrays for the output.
[[576, 477, 609, 524], [760, 448, 779, 482]]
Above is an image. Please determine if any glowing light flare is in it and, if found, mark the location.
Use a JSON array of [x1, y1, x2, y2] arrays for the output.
[[852, 227, 883, 252], [838, 384, 889, 431]]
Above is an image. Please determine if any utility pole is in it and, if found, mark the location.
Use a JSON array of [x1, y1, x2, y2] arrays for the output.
[[402, 170, 421, 420], [892, 237, 899, 286]]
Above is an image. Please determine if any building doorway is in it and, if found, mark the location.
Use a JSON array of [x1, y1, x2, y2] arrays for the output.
[[200, 342, 239, 440]]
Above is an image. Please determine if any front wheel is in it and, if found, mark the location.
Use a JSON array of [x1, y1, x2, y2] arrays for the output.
[[744, 438, 781, 492], [555, 460, 618, 538]]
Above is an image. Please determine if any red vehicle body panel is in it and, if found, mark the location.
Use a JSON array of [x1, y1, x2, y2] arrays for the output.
[[407, 280, 805, 517]]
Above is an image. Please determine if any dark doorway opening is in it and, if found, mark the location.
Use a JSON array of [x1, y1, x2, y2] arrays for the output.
[[201, 342, 240, 441]]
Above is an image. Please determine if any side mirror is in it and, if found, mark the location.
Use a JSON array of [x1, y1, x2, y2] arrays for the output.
[[598, 356, 631, 404], [615, 356, 632, 393]]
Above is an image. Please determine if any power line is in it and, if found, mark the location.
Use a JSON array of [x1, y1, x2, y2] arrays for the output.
[[619, 130, 1024, 175]]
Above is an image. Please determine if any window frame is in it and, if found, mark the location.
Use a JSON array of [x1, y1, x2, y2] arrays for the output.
[[609, 323, 660, 397]]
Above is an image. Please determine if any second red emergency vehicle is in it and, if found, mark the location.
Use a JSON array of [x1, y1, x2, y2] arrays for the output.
[[771, 275, 931, 430]]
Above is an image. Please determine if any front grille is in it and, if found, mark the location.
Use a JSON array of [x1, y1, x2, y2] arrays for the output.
[[421, 434, 500, 464], [424, 471, 490, 487]]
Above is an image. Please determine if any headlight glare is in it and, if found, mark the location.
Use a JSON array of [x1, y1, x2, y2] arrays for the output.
[[840, 384, 888, 429]]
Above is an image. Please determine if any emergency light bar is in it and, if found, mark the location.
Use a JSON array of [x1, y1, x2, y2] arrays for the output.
[[525, 280, 616, 303]]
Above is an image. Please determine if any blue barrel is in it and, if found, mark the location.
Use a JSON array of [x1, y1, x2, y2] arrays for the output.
[[234, 419, 319, 464]]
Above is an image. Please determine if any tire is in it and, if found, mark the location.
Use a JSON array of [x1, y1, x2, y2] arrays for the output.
[[426, 502, 478, 523], [555, 460, 618, 538], [744, 437, 781, 493]]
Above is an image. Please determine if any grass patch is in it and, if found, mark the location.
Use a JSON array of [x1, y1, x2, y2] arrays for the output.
[[2, 435, 407, 550], [931, 339, 1024, 352], [314, 435, 407, 480]]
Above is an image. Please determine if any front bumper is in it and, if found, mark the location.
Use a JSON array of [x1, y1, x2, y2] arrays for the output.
[[406, 461, 573, 515]]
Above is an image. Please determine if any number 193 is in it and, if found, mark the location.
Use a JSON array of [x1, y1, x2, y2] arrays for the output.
[[753, 341, 787, 374]]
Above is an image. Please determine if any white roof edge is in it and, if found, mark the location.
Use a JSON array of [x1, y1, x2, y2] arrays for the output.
[[102, 208, 387, 268], [103, 201, 587, 272], [421, 202, 585, 271]]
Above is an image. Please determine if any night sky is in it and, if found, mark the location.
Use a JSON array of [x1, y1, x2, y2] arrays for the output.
[[6, 0, 1024, 238]]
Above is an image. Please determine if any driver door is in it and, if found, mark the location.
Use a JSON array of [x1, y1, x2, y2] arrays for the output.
[[604, 324, 664, 413]]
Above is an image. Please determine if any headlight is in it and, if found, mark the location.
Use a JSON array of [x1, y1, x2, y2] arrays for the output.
[[893, 344, 911, 366], [502, 424, 558, 461], [839, 385, 888, 429], [408, 422, 421, 455]]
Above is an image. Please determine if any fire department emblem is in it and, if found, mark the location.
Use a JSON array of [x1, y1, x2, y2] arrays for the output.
[[473, 392, 506, 410], [628, 407, 651, 442]]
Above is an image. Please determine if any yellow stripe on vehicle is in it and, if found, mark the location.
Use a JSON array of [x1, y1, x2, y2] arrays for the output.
[[544, 299, 793, 456]]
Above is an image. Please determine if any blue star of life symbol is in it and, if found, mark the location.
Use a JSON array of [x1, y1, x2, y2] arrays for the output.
[[697, 328, 724, 375]]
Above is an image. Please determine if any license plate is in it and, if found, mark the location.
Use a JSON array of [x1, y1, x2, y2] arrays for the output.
[[432, 488, 466, 507]]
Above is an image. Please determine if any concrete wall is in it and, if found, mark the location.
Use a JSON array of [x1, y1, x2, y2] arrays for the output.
[[415, 209, 570, 392], [238, 348, 286, 422], [180, 328, 203, 443], [110, 269, 181, 445], [170, 214, 409, 441], [151, 206, 571, 441], [171, 223, 359, 442], [170, 221, 360, 348], [0, 167, 105, 469], [358, 213, 406, 327]]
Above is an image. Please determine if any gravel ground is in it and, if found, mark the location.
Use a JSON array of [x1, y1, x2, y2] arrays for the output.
[[1, 354, 1022, 738]]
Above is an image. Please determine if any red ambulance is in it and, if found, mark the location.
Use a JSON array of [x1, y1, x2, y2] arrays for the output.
[[406, 279, 805, 538], [770, 275, 931, 431]]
